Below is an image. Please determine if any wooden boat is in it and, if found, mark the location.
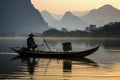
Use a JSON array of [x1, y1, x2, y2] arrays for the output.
[[11, 45, 99, 58]]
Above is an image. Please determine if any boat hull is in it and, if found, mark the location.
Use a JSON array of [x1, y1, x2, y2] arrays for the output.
[[11, 46, 99, 58]]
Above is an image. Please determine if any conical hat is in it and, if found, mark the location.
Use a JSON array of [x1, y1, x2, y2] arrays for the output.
[[28, 33, 35, 36]]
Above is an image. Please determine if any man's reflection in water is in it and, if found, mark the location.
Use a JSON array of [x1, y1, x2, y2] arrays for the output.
[[27, 58, 37, 75], [20, 57, 40, 79]]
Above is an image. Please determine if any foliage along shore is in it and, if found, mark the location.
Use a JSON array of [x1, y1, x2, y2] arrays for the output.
[[0, 22, 120, 38], [41, 22, 120, 38]]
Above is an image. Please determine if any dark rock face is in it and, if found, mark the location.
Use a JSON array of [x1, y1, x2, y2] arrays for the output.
[[0, 0, 49, 35]]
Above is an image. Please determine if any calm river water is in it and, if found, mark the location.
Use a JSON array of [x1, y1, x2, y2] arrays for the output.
[[0, 37, 120, 80]]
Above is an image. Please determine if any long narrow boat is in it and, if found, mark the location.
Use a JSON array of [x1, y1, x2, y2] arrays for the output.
[[11, 45, 99, 58]]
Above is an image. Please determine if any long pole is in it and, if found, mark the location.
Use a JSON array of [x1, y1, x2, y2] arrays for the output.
[[43, 38, 51, 52], [43, 38, 52, 75]]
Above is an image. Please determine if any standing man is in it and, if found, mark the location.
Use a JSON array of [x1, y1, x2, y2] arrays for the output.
[[27, 33, 37, 51]]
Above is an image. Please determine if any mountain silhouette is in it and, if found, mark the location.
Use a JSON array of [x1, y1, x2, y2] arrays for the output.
[[41, 10, 56, 23], [46, 11, 88, 30], [58, 11, 88, 30], [73, 11, 89, 17], [61, 11, 76, 21], [0, 0, 49, 35], [51, 13, 63, 20], [82, 4, 120, 27]]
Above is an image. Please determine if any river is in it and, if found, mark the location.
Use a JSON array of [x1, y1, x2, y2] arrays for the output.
[[0, 37, 120, 80]]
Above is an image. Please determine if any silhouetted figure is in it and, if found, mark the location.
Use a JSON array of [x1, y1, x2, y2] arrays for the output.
[[27, 33, 37, 51]]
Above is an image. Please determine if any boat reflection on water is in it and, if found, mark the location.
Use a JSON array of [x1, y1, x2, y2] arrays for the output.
[[62, 58, 98, 73], [12, 56, 99, 77], [11, 56, 40, 79]]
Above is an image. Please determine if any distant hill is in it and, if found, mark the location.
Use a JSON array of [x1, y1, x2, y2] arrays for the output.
[[0, 0, 49, 35], [41, 10, 60, 29], [41, 10, 56, 23], [47, 11, 88, 30], [58, 11, 88, 30], [51, 13, 63, 20], [82, 4, 120, 27], [40, 4, 120, 31], [73, 11, 89, 17]]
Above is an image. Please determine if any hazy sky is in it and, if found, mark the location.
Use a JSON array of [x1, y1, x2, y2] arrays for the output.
[[31, 0, 120, 14]]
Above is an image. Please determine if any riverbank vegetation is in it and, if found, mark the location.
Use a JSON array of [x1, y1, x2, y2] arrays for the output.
[[41, 22, 120, 37]]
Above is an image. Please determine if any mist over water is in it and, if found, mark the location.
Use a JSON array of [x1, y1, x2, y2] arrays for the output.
[[0, 37, 120, 80]]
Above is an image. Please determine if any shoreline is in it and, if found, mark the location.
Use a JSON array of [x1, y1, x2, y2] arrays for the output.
[[0, 36, 120, 40]]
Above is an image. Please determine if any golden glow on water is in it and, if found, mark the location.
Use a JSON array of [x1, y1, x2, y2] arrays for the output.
[[31, 62, 120, 80], [1, 53, 120, 80], [1, 38, 120, 80], [9, 59, 119, 80]]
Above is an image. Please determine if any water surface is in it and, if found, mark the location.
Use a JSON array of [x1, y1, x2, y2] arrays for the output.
[[0, 37, 120, 80]]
